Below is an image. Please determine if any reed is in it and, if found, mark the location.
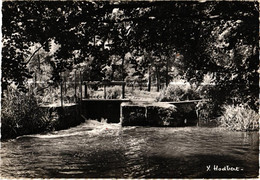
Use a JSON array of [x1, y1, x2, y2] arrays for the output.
[[220, 104, 259, 131], [1, 87, 49, 139]]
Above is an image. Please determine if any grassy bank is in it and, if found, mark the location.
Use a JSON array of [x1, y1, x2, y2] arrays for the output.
[[1, 89, 50, 139]]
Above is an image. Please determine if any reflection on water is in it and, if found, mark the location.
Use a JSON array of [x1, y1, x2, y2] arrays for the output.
[[1, 120, 259, 178]]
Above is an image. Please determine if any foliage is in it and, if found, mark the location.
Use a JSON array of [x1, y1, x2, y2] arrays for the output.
[[106, 86, 122, 99], [1, 88, 50, 139], [2, 1, 110, 90], [2, 1, 258, 118], [157, 107, 176, 126], [157, 83, 200, 102], [86, 86, 122, 99], [195, 100, 219, 126], [197, 73, 216, 99], [202, 14, 259, 111], [219, 104, 259, 131]]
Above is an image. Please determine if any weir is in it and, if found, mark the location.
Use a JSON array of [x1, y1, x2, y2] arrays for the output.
[[80, 99, 204, 126], [40, 98, 207, 131], [80, 99, 130, 123], [48, 78, 207, 127], [120, 100, 200, 127]]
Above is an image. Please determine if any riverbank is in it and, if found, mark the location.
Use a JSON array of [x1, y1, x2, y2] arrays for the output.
[[1, 88, 258, 140], [1, 102, 84, 140]]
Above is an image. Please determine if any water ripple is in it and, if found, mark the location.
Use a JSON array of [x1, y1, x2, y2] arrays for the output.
[[1, 121, 258, 178]]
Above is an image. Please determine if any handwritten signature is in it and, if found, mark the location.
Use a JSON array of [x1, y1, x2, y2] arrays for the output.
[[206, 165, 243, 172]]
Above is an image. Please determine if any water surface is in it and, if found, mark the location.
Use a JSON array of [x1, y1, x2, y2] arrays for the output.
[[1, 120, 259, 178]]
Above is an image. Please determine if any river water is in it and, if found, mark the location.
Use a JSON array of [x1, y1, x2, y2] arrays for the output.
[[1, 120, 259, 178]]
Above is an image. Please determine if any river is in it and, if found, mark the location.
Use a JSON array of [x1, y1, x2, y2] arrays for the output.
[[1, 120, 259, 178]]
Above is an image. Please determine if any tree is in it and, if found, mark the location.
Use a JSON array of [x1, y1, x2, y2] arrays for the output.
[[2, 1, 111, 90], [2, 1, 258, 111]]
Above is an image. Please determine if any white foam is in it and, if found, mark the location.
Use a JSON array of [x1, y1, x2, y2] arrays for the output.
[[16, 119, 123, 139]]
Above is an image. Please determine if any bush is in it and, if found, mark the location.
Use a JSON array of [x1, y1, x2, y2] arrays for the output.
[[195, 100, 220, 127], [157, 83, 200, 102], [87, 86, 121, 99], [1, 88, 49, 139], [106, 86, 121, 99], [219, 104, 259, 131]]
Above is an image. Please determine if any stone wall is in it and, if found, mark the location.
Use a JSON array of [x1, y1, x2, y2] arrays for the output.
[[41, 104, 84, 131], [121, 102, 198, 127], [121, 105, 147, 126]]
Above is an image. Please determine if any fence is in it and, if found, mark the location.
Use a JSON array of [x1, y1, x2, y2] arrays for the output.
[[3, 79, 166, 107], [15, 79, 127, 107]]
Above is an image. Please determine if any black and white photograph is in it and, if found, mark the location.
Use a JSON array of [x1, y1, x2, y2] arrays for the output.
[[1, 0, 259, 178]]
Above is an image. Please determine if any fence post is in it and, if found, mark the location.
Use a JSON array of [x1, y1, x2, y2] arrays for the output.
[[64, 81, 67, 98], [104, 85, 106, 99], [122, 83, 125, 99], [84, 84, 88, 98]]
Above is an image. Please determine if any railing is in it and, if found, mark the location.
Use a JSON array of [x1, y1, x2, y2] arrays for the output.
[[83, 80, 126, 99]]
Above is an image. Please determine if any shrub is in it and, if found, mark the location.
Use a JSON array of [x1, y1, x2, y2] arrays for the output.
[[1, 88, 49, 139], [219, 104, 259, 131], [86, 86, 121, 99], [195, 100, 220, 127], [106, 86, 121, 99], [88, 87, 103, 99], [157, 83, 200, 102]]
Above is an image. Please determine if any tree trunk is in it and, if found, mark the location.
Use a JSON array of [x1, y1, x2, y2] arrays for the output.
[[60, 80, 63, 107], [166, 57, 169, 87], [74, 71, 77, 102], [121, 54, 125, 80], [148, 67, 151, 92], [64, 80, 67, 96], [80, 71, 83, 102], [121, 54, 125, 99], [156, 67, 160, 92]]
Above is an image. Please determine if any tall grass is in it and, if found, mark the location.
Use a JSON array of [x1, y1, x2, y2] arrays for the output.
[[220, 104, 259, 131], [1, 88, 49, 139]]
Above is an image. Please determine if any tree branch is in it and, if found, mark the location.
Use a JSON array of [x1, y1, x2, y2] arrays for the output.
[[26, 40, 48, 64]]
